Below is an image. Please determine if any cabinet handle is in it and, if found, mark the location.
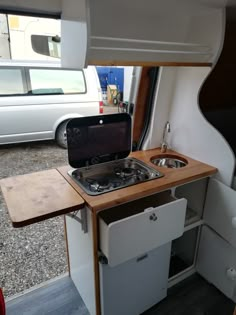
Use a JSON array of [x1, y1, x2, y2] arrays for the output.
[[149, 213, 157, 221]]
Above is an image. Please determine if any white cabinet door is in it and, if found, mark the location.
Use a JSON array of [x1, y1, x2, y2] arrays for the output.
[[204, 178, 236, 248], [100, 243, 171, 315], [99, 195, 187, 266], [196, 226, 236, 302]]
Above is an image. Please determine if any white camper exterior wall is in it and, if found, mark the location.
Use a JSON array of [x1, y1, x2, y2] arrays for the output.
[[0, 15, 10, 59], [8, 15, 60, 60]]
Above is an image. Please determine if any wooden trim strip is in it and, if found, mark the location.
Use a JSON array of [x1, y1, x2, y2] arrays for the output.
[[132, 67, 152, 144], [91, 211, 101, 315], [89, 60, 212, 67], [63, 216, 71, 277]]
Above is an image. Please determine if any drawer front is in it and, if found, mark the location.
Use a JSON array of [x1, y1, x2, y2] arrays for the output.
[[197, 226, 236, 302], [99, 197, 187, 266], [204, 178, 236, 248]]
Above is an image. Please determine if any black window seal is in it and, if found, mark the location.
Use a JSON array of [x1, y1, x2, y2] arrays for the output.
[[0, 9, 61, 19]]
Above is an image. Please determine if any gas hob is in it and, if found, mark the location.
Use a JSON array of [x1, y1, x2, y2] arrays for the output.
[[68, 158, 163, 196]]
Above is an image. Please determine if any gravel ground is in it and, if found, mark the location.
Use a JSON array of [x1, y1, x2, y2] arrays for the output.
[[0, 141, 68, 298], [0, 105, 117, 298]]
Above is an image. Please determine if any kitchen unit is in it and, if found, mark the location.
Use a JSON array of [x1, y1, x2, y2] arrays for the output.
[[1, 1, 236, 315], [1, 147, 217, 315]]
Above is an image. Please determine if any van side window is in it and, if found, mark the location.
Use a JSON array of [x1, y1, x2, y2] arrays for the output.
[[29, 68, 86, 95], [0, 68, 25, 95]]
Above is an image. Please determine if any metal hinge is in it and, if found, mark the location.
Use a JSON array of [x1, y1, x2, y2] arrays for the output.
[[98, 251, 108, 265], [67, 208, 88, 233]]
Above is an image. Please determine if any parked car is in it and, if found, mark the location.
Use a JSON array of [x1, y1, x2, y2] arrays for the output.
[[0, 61, 103, 148]]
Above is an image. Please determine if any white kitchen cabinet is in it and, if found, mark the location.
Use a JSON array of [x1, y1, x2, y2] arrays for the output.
[[203, 178, 236, 248], [97, 190, 187, 314], [173, 177, 236, 302], [99, 191, 187, 267], [197, 225, 236, 302], [99, 243, 171, 315], [175, 178, 208, 228], [65, 175, 236, 315], [65, 208, 96, 315], [192, 178, 236, 301], [169, 227, 200, 279]]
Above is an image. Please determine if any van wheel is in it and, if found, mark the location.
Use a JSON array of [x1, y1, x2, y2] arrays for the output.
[[56, 121, 68, 149]]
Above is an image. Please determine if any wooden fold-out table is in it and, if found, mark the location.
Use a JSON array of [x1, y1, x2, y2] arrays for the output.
[[0, 169, 84, 227]]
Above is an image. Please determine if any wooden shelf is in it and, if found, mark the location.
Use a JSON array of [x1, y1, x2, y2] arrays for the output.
[[185, 208, 201, 227]]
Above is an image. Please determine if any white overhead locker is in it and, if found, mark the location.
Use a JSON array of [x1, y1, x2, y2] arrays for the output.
[[88, 0, 224, 65], [0, 0, 226, 67]]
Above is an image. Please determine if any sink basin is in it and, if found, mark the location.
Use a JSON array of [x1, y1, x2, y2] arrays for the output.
[[151, 154, 188, 169]]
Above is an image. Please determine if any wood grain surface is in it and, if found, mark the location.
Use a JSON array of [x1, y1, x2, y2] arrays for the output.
[[0, 169, 84, 227], [57, 148, 217, 213]]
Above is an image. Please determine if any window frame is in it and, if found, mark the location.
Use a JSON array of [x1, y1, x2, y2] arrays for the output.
[[25, 66, 87, 96]]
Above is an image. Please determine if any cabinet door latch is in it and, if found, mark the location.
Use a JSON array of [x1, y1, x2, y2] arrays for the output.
[[149, 213, 157, 221]]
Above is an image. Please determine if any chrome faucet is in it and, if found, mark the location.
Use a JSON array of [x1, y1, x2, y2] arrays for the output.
[[161, 121, 171, 153]]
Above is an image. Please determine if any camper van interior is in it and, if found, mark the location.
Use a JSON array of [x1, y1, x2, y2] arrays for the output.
[[1, 0, 236, 315]]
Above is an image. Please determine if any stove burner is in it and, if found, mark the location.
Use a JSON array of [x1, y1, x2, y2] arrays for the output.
[[86, 178, 111, 192], [115, 166, 149, 181], [115, 167, 137, 179], [86, 177, 123, 192]]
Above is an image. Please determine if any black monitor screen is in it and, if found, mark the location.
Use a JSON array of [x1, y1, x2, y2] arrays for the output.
[[67, 114, 131, 168]]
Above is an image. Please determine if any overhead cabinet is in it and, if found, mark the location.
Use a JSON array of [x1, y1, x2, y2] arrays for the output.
[[61, 0, 225, 68]]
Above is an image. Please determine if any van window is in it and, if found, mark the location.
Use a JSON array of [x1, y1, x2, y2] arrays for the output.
[[0, 68, 25, 95], [29, 68, 86, 95]]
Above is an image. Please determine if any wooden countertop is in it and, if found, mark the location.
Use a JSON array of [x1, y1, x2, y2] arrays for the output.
[[0, 169, 84, 227], [57, 148, 217, 213], [0, 148, 217, 226]]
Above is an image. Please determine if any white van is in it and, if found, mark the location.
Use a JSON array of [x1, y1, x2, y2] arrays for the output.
[[0, 61, 103, 148]]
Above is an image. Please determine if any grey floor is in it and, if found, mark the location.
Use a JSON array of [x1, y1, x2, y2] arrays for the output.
[[6, 276, 89, 315], [6, 274, 235, 315]]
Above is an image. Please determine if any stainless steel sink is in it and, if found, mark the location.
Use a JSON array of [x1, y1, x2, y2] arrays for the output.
[[151, 154, 187, 169]]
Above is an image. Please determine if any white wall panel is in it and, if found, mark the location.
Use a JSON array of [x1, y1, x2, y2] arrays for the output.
[[168, 67, 235, 186]]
